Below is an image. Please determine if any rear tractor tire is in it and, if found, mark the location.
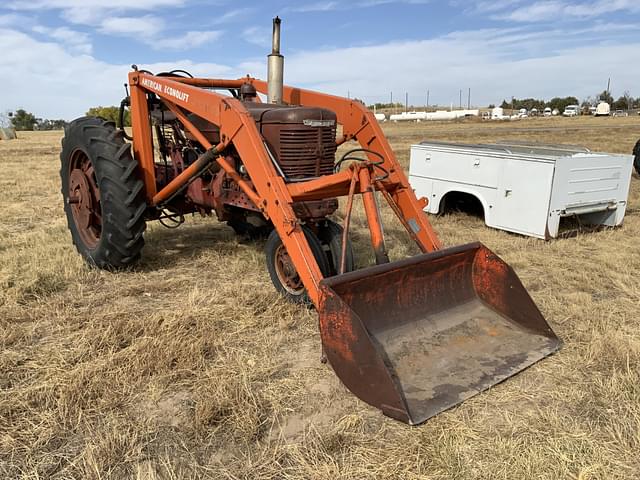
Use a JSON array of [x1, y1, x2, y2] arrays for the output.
[[633, 139, 640, 176], [60, 116, 147, 269], [265, 225, 330, 305]]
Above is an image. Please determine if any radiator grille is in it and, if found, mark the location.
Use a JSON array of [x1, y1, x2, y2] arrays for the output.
[[277, 126, 336, 179]]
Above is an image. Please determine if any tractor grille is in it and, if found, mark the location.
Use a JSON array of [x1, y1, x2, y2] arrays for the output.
[[277, 126, 337, 179]]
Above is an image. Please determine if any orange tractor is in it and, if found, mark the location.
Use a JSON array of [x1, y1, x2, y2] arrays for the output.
[[60, 18, 560, 425]]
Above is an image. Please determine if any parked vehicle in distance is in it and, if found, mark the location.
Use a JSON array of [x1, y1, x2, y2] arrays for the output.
[[518, 108, 528, 118], [613, 110, 628, 117], [595, 102, 610, 116], [562, 105, 580, 117], [552, 108, 560, 116], [491, 106, 509, 120], [543, 107, 552, 117], [530, 108, 538, 116]]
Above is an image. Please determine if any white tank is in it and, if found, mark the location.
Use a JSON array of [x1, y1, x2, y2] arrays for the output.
[[595, 102, 610, 117], [389, 111, 427, 122], [491, 107, 505, 119], [374, 113, 386, 122]]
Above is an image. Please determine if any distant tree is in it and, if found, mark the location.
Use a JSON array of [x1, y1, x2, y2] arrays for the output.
[[488, 104, 495, 109], [86, 106, 130, 127], [11, 109, 37, 131], [598, 90, 614, 104], [36, 118, 68, 130], [367, 102, 405, 110], [547, 96, 579, 113], [612, 94, 632, 111]]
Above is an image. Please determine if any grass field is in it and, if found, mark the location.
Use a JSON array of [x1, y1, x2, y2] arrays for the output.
[[1, 116, 639, 479]]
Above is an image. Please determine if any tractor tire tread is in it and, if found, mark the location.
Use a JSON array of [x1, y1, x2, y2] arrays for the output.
[[60, 116, 146, 269]]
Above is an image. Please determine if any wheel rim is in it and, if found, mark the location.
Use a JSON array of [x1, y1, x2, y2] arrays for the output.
[[274, 244, 304, 295], [68, 149, 101, 249]]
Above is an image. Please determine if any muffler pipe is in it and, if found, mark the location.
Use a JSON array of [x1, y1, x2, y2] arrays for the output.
[[267, 16, 284, 104]]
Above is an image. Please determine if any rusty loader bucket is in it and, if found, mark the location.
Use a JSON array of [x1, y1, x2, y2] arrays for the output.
[[318, 242, 561, 425]]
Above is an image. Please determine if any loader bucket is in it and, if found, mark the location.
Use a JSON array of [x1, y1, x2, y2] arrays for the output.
[[318, 242, 561, 425]]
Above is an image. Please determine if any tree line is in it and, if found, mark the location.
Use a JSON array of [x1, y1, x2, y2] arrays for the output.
[[7, 90, 640, 132], [500, 90, 639, 113], [7, 109, 68, 131], [7, 106, 131, 131]]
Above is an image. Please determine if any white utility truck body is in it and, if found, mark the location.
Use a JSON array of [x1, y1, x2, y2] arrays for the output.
[[409, 142, 633, 239]]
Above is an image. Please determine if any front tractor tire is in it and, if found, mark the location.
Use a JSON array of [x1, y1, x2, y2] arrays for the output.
[[60, 117, 146, 269], [265, 225, 330, 305], [633, 139, 640, 176]]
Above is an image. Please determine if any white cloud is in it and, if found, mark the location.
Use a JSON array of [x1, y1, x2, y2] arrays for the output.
[[287, 0, 431, 11], [1, 22, 639, 120], [5, 0, 217, 51], [32, 25, 92, 54], [96, 16, 220, 50], [0, 27, 237, 119], [242, 26, 271, 48], [214, 8, 253, 23], [494, 0, 640, 22], [7, 0, 184, 8], [288, 2, 340, 12], [153, 31, 222, 50], [467, 0, 525, 13], [0, 13, 35, 27], [100, 15, 165, 37], [6, 0, 188, 25], [279, 24, 640, 105], [357, 0, 431, 6]]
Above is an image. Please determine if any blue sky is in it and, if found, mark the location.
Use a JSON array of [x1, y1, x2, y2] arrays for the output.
[[1, 0, 640, 118]]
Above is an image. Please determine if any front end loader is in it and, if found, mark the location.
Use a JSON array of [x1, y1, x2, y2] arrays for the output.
[[60, 18, 561, 425]]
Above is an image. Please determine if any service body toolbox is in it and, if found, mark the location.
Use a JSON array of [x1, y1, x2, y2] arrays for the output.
[[409, 141, 633, 239]]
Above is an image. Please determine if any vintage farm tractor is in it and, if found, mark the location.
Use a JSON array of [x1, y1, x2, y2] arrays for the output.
[[60, 18, 560, 424]]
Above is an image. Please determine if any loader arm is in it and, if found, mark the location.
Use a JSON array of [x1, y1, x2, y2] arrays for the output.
[[130, 73, 440, 305], [251, 79, 442, 253], [129, 72, 326, 304]]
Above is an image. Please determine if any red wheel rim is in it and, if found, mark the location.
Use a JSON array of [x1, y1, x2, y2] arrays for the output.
[[274, 244, 304, 295], [68, 149, 101, 249]]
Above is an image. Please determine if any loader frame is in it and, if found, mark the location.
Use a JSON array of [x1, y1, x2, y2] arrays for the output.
[[128, 71, 442, 307], [58, 68, 562, 426]]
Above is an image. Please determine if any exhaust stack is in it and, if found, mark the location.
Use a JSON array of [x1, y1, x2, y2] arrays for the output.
[[267, 17, 284, 104]]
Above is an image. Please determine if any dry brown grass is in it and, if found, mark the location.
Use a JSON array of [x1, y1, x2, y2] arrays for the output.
[[1, 116, 639, 479]]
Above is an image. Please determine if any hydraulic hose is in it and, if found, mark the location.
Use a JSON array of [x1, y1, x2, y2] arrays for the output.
[[119, 97, 132, 140]]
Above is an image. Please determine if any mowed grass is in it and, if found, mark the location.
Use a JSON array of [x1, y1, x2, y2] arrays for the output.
[[1, 116, 639, 479]]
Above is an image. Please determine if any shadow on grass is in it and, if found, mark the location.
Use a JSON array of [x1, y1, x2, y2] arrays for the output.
[[139, 221, 266, 271]]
